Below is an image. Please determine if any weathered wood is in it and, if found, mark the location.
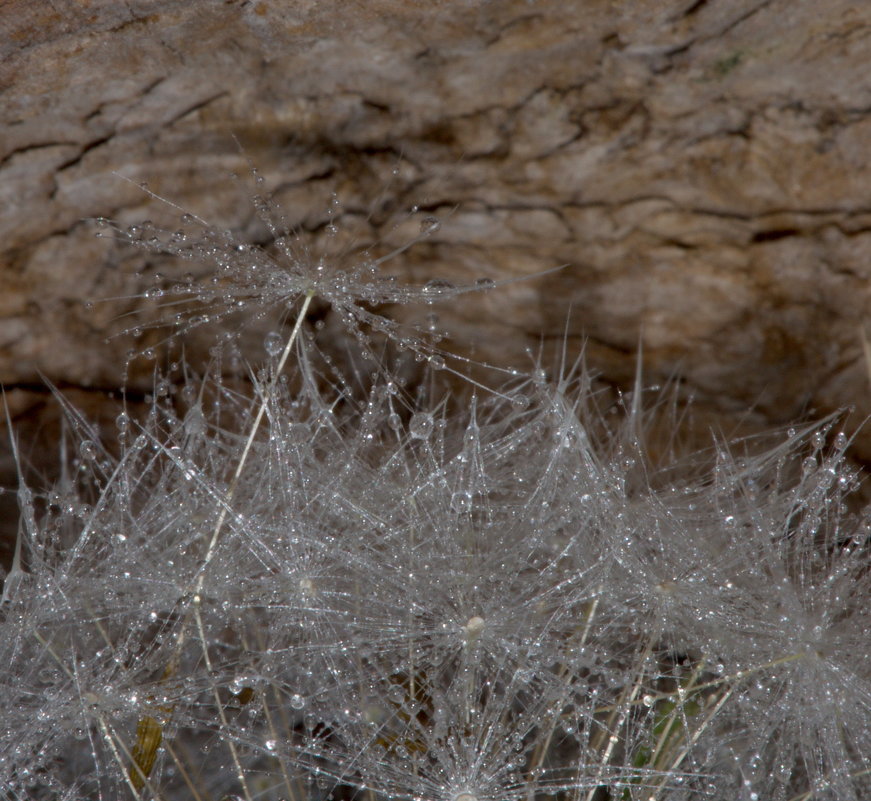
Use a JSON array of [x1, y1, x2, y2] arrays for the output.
[[3, 0, 871, 534]]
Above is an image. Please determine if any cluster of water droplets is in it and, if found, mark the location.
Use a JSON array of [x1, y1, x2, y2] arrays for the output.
[[4, 347, 870, 800], [3, 168, 870, 801], [91, 173, 499, 381]]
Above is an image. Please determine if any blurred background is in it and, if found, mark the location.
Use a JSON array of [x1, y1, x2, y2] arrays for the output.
[[3, 0, 871, 568]]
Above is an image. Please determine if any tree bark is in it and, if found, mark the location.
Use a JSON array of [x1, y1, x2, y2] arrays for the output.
[[3, 0, 871, 556]]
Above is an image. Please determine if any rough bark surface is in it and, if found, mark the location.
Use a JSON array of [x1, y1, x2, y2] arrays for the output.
[[3, 0, 871, 554]]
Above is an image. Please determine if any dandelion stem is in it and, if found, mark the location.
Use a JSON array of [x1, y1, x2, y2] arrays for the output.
[[198, 289, 315, 580]]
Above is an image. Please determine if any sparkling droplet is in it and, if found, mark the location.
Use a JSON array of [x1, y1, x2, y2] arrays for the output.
[[422, 278, 456, 302], [264, 331, 283, 357], [290, 694, 306, 710], [79, 440, 97, 461], [409, 412, 434, 439]]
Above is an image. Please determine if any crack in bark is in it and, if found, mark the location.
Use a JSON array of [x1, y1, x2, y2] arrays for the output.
[[54, 135, 113, 175], [165, 90, 229, 128], [0, 140, 78, 168]]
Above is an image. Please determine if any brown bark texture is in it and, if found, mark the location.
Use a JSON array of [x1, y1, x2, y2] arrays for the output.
[[3, 0, 871, 557]]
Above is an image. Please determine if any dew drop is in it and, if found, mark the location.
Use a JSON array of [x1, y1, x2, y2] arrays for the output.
[[264, 331, 284, 357], [409, 412, 434, 439], [79, 440, 97, 461], [290, 694, 306, 710], [422, 278, 456, 302]]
